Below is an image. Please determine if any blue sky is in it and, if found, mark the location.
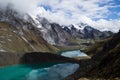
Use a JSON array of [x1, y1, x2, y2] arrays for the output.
[[40, 0, 120, 21], [37, 0, 120, 32], [0, 0, 120, 32], [105, 0, 120, 20]]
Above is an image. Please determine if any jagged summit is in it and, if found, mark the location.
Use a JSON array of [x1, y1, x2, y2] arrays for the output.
[[36, 16, 113, 46], [0, 6, 113, 49]]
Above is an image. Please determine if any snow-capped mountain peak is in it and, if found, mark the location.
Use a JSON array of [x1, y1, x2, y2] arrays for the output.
[[73, 23, 88, 30]]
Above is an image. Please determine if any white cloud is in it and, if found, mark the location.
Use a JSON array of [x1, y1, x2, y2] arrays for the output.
[[0, 0, 41, 14], [86, 18, 120, 32], [38, 0, 113, 19], [0, 0, 120, 32], [36, 0, 120, 32]]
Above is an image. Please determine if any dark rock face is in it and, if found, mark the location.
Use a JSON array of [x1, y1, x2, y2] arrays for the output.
[[82, 26, 112, 39], [37, 18, 69, 45]]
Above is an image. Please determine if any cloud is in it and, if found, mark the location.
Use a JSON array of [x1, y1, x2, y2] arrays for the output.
[[37, 0, 120, 32], [38, 0, 113, 20], [0, 0, 41, 14], [86, 18, 120, 32], [0, 0, 120, 32]]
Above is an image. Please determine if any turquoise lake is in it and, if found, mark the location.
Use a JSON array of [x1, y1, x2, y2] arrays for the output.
[[0, 62, 79, 80], [0, 50, 87, 80]]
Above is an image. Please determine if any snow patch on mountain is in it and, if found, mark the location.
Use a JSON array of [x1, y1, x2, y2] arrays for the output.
[[21, 36, 37, 51]]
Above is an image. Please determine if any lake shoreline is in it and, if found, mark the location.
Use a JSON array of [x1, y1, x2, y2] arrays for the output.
[[0, 50, 95, 80], [0, 51, 80, 67]]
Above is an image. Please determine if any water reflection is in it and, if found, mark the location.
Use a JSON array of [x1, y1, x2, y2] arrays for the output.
[[26, 63, 79, 80]]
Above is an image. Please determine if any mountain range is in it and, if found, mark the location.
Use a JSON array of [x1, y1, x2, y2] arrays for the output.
[[0, 4, 119, 80], [0, 7, 113, 52], [38, 17, 113, 46]]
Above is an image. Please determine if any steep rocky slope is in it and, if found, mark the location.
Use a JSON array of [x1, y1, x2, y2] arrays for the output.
[[0, 7, 59, 53], [65, 31, 120, 80], [38, 17, 113, 47], [0, 6, 113, 52], [86, 30, 120, 79]]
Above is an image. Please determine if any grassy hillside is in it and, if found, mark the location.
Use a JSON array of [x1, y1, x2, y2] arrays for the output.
[[0, 22, 59, 53], [84, 37, 112, 57]]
